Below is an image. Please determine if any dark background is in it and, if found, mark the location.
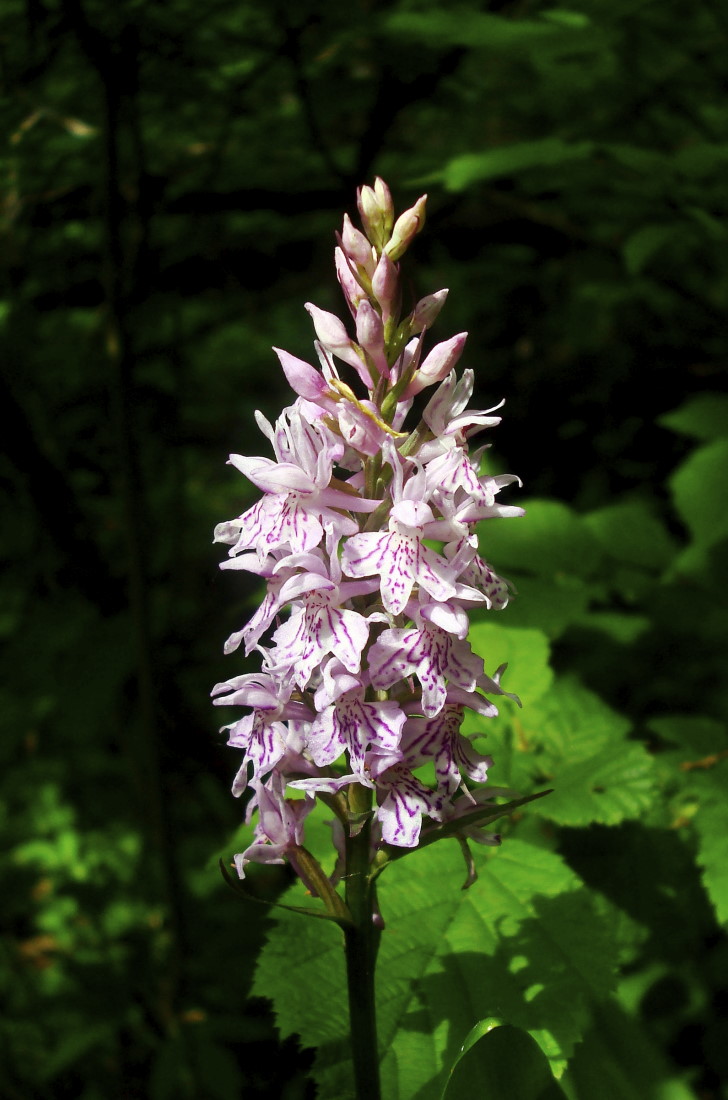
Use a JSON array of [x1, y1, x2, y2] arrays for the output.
[[2, 0, 727, 1096]]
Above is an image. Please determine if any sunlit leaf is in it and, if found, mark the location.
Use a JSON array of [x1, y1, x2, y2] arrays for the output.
[[254, 840, 620, 1098], [468, 622, 553, 706]]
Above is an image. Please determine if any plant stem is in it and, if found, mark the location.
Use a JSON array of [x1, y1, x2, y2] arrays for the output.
[[344, 802, 382, 1100]]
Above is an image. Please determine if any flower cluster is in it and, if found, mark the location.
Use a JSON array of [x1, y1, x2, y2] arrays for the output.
[[213, 180, 523, 884]]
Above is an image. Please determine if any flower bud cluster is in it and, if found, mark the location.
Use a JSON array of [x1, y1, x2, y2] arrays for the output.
[[213, 180, 523, 883]]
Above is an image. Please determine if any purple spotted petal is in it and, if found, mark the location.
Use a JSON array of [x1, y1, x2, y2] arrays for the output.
[[270, 589, 369, 688], [374, 763, 446, 847], [369, 622, 485, 717]]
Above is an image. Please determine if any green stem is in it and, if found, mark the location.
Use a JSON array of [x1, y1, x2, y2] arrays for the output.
[[344, 793, 382, 1100]]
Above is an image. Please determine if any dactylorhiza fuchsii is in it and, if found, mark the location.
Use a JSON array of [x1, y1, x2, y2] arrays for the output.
[[212, 179, 524, 901]]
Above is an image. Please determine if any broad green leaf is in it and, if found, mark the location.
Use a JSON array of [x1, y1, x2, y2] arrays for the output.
[[647, 714, 725, 757], [384, 10, 580, 51], [39, 1021, 115, 1082], [583, 501, 678, 571], [476, 500, 603, 579], [540, 9, 591, 30], [443, 1020, 569, 1100], [468, 622, 553, 706], [489, 574, 591, 638], [674, 142, 728, 177], [579, 611, 650, 644], [533, 742, 655, 826], [622, 224, 676, 276], [658, 394, 728, 442], [669, 439, 728, 549], [649, 716, 728, 925], [692, 790, 728, 927], [440, 140, 594, 191], [683, 206, 727, 242], [497, 677, 655, 825], [254, 839, 620, 1099], [601, 143, 669, 174], [521, 677, 631, 765]]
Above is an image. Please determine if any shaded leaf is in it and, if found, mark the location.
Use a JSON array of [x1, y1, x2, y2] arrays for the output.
[[476, 500, 602, 580], [669, 439, 728, 549], [658, 394, 728, 442], [563, 998, 700, 1100], [442, 1020, 569, 1100], [583, 501, 678, 571], [622, 224, 676, 276], [439, 140, 594, 191]]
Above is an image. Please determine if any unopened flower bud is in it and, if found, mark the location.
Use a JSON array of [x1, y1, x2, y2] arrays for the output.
[[383, 195, 427, 262], [305, 302, 373, 388], [340, 213, 375, 272], [411, 289, 449, 334], [336, 247, 368, 315], [371, 252, 399, 323], [355, 300, 388, 378], [405, 331, 467, 397], [357, 177, 394, 250]]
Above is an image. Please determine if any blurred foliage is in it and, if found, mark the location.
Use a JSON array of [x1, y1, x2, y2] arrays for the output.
[[1, 0, 727, 1096]]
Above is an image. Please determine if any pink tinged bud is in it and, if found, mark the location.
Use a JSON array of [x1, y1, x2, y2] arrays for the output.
[[305, 301, 350, 348], [305, 302, 372, 386], [335, 247, 368, 316], [355, 300, 388, 378], [383, 194, 427, 262], [357, 177, 394, 249], [340, 214, 375, 271], [405, 331, 468, 397], [411, 289, 449, 334], [371, 252, 399, 322], [273, 347, 326, 401]]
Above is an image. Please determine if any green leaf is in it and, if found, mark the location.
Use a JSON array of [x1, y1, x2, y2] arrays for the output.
[[622, 224, 676, 276], [254, 840, 620, 1099], [578, 611, 650, 644], [563, 999, 701, 1100], [468, 621, 553, 706], [442, 1020, 569, 1100], [669, 439, 728, 549], [476, 500, 603, 579], [692, 788, 728, 927], [540, 9, 591, 30], [583, 501, 678, 571], [384, 10, 576, 51], [510, 677, 656, 825], [440, 140, 594, 191], [674, 142, 728, 178], [646, 716, 728, 925], [602, 144, 669, 175], [490, 574, 591, 638], [522, 677, 631, 764], [658, 394, 728, 442], [534, 742, 655, 826]]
